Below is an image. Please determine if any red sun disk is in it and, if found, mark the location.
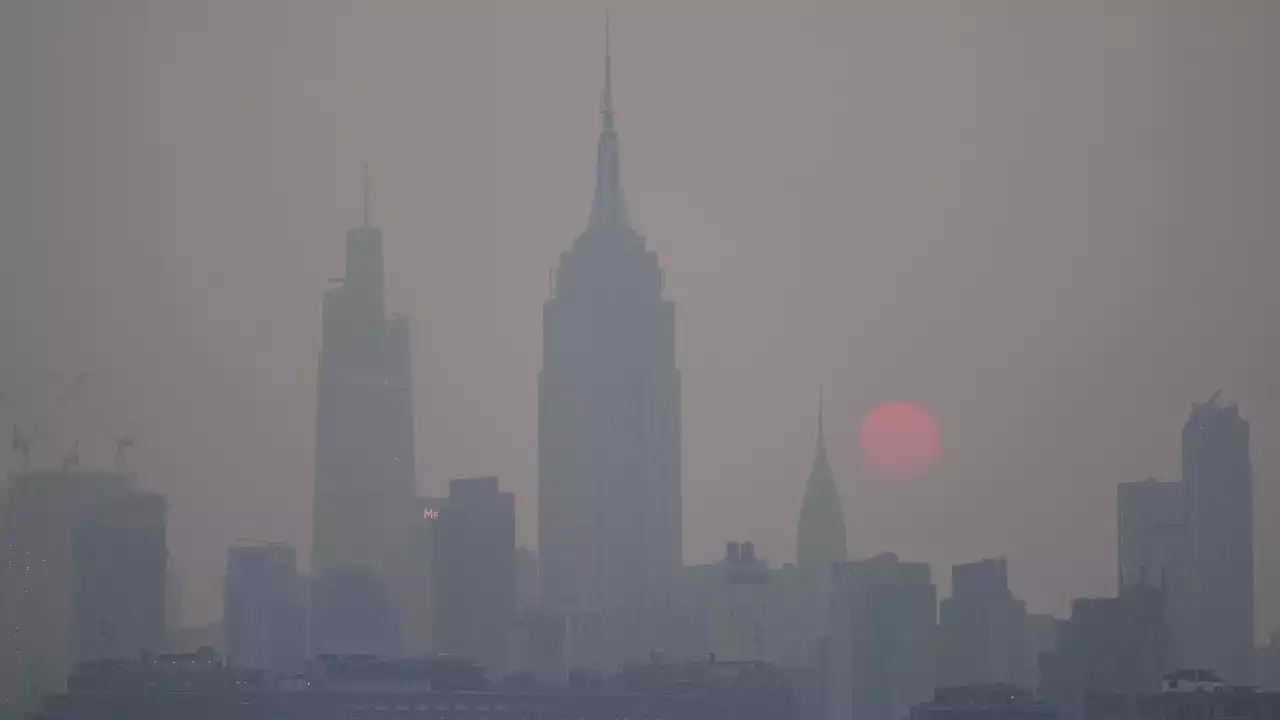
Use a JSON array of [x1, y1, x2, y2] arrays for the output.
[[859, 402, 941, 477]]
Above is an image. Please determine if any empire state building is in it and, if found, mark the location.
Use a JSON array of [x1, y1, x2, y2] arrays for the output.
[[538, 27, 682, 670]]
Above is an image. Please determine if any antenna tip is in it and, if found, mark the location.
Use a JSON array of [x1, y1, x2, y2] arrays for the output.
[[362, 163, 371, 226]]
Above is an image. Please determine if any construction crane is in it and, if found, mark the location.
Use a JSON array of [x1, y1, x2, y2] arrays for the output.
[[75, 380, 137, 474], [3, 371, 139, 475], [2, 373, 87, 473]]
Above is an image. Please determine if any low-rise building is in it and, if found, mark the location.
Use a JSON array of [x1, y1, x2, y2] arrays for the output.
[[30, 653, 800, 720], [1135, 670, 1280, 720], [910, 684, 1058, 720]]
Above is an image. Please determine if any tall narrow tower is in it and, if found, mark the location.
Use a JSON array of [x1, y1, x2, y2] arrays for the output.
[[311, 173, 417, 654], [1182, 393, 1253, 682], [538, 22, 682, 670], [796, 390, 848, 575]]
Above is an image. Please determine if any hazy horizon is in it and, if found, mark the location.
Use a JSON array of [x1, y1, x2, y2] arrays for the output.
[[2, 1, 1277, 635]]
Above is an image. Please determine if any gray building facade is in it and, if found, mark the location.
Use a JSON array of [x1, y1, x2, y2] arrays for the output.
[[72, 489, 168, 665], [1181, 394, 1253, 683], [939, 558, 1030, 689], [1, 470, 167, 702], [433, 477, 516, 677], [827, 553, 937, 720], [224, 540, 306, 672], [1037, 586, 1170, 720], [538, 31, 681, 670], [1116, 478, 1188, 665], [311, 179, 418, 655]]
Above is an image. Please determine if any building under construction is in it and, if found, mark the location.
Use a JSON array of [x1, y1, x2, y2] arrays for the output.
[[0, 467, 168, 704]]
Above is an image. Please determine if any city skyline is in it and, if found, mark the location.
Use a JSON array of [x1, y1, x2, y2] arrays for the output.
[[1, 0, 1278, 638]]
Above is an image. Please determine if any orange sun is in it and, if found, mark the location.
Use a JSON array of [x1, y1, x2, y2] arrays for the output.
[[859, 402, 941, 477]]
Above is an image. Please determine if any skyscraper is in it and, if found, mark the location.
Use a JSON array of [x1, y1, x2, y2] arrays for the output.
[[694, 541, 773, 664], [1182, 393, 1254, 683], [1025, 613, 1061, 691], [790, 394, 848, 670], [224, 540, 306, 673], [311, 171, 417, 654], [404, 497, 446, 656], [1117, 477, 1188, 665], [538, 24, 681, 670], [827, 553, 937, 720], [1038, 586, 1170, 720], [433, 477, 516, 677], [796, 391, 848, 576], [515, 547, 540, 615], [938, 558, 1030, 688], [73, 489, 168, 665], [1117, 479, 1185, 592]]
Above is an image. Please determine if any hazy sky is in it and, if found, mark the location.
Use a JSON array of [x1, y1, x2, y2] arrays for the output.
[[2, 1, 1277, 631]]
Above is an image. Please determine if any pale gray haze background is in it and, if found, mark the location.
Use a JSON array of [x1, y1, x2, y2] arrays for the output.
[[2, 1, 1278, 633]]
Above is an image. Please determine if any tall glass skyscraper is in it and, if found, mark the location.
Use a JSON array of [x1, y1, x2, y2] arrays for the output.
[[311, 175, 417, 654]]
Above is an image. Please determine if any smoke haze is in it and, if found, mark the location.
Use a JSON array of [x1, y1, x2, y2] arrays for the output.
[[1, 0, 1277, 633]]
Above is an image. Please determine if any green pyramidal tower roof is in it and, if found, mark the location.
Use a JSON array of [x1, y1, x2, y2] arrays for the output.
[[796, 390, 848, 574]]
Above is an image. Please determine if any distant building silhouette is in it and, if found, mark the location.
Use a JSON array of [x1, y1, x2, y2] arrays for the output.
[[515, 608, 564, 681], [910, 684, 1058, 720], [1037, 585, 1170, 720], [1116, 479, 1185, 592], [538, 24, 681, 670], [1116, 477, 1189, 665], [705, 542, 771, 663], [31, 652, 801, 720], [670, 544, 825, 670], [788, 395, 850, 672], [403, 496, 445, 656], [72, 490, 168, 666], [1025, 613, 1061, 693], [433, 477, 516, 677], [1258, 630, 1280, 692], [1137, 669, 1280, 720], [1181, 394, 1254, 683], [1, 470, 167, 701], [164, 559, 184, 638], [939, 558, 1031, 689], [223, 540, 305, 673], [514, 605, 605, 684], [827, 552, 937, 720], [311, 170, 417, 655], [515, 547, 540, 615], [796, 392, 848, 578], [310, 565, 401, 659]]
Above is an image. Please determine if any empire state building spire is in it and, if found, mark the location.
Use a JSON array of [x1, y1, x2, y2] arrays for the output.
[[587, 12, 630, 231], [602, 12, 615, 135]]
